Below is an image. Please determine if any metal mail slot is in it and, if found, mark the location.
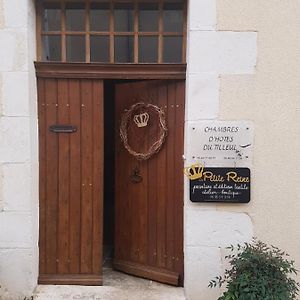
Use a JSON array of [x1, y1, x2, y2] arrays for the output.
[[49, 125, 77, 133]]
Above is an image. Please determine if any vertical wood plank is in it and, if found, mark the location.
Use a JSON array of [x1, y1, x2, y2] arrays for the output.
[[114, 87, 122, 261], [69, 79, 81, 274], [156, 83, 167, 269], [92, 80, 104, 275], [114, 93, 122, 261], [45, 79, 59, 274], [114, 87, 132, 263], [174, 81, 185, 279], [136, 88, 148, 265], [147, 84, 159, 267], [38, 78, 46, 274], [80, 80, 93, 274], [124, 90, 139, 264], [57, 79, 70, 274], [166, 82, 176, 271], [115, 84, 139, 263]]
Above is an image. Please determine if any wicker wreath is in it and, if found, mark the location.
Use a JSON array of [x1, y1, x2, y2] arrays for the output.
[[120, 102, 168, 160]]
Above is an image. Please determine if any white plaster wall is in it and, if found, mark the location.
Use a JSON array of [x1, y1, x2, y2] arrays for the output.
[[0, 0, 38, 299], [184, 0, 257, 299], [217, 0, 300, 286], [185, 0, 300, 300]]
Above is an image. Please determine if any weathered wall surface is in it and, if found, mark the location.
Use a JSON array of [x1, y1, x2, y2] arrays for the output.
[[217, 0, 300, 276], [0, 0, 38, 299], [184, 0, 300, 300], [184, 0, 257, 299]]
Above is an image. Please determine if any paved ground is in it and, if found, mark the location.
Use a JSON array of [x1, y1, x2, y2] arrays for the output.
[[34, 268, 186, 300]]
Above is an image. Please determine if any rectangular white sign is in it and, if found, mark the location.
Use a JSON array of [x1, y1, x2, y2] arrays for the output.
[[188, 121, 254, 167]]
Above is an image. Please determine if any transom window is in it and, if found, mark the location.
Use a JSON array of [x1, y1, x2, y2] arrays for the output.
[[37, 0, 186, 63]]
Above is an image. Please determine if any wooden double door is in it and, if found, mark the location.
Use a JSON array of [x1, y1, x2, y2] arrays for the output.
[[38, 77, 184, 286]]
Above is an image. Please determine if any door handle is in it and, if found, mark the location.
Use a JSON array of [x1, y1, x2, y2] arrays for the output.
[[49, 125, 77, 133]]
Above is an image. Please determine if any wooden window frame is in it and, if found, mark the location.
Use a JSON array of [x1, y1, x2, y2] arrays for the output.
[[34, 62, 186, 79], [36, 0, 187, 64]]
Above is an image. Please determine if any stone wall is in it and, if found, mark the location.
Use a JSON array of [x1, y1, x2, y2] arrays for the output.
[[0, 0, 38, 299], [1, 1, 300, 300], [184, 0, 257, 299]]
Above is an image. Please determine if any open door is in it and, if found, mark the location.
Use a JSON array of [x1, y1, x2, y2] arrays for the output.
[[114, 80, 185, 286], [38, 78, 104, 285]]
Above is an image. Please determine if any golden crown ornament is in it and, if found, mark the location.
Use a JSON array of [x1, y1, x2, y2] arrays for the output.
[[120, 102, 168, 160], [184, 163, 204, 180], [134, 112, 150, 128]]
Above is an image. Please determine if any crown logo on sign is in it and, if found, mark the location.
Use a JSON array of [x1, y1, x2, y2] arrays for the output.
[[134, 112, 150, 128], [184, 163, 204, 180]]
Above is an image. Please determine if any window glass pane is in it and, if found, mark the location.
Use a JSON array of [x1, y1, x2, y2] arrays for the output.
[[66, 3, 85, 31], [139, 3, 159, 32], [42, 35, 61, 61], [163, 3, 183, 32], [114, 36, 134, 63], [66, 35, 86, 62], [90, 3, 110, 31], [139, 36, 158, 63], [91, 36, 110, 62], [42, 4, 61, 31], [114, 3, 134, 32], [163, 36, 182, 63]]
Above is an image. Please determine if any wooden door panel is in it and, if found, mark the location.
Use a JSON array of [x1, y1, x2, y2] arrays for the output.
[[174, 83, 185, 275], [44, 79, 59, 275], [38, 78, 104, 285], [114, 80, 185, 286], [37, 78, 47, 274], [80, 80, 94, 274], [92, 81, 105, 275], [57, 79, 70, 274], [69, 79, 81, 274]]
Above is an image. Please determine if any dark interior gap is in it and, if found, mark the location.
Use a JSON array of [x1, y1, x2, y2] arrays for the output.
[[103, 80, 115, 267]]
